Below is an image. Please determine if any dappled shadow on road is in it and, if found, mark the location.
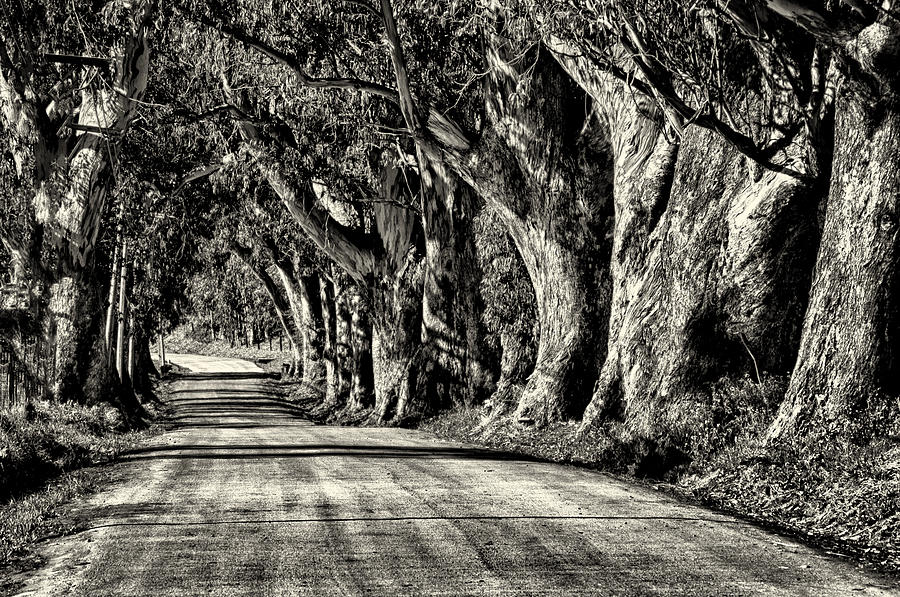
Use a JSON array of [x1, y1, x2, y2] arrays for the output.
[[152, 372, 547, 465], [162, 373, 311, 430], [174, 372, 280, 381]]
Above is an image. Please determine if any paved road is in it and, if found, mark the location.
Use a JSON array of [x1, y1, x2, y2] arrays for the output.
[[10, 356, 899, 596]]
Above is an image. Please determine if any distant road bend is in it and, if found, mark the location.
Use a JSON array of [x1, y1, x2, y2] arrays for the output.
[[11, 354, 899, 596]]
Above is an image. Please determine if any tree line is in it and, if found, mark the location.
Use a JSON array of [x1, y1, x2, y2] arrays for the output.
[[1, 0, 898, 462]]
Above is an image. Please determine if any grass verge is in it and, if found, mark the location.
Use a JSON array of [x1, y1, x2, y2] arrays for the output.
[[0, 389, 164, 575]]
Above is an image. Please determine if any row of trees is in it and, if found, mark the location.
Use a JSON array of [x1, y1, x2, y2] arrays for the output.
[[2, 0, 898, 458]]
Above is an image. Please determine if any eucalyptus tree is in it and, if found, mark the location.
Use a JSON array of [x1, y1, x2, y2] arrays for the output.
[[523, 0, 900, 446], [0, 0, 153, 403]]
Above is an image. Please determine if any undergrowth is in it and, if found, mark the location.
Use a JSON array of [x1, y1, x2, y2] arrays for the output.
[[0, 399, 154, 567]]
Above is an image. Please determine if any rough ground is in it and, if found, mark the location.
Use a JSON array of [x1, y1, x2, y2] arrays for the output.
[[6, 355, 899, 596]]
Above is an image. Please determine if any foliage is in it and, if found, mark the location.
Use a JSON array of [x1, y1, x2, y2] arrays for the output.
[[0, 400, 144, 504], [473, 207, 536, 362]]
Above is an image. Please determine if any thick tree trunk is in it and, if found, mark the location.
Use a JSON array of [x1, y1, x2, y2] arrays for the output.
[[132, 331, 157, 394], [333, 272, 353, 402], [771, 97, 900, 438], [581, 126, 821, 449], [319, 275, 341, 406], [46, 273, 128, 409], [299, 274, 326, 391], [418, 160, 493, 408], [369, 251, 424, 423], [347, 288, 374, 411], [548, 46, 679, 339], [466, 45, 612, 426]]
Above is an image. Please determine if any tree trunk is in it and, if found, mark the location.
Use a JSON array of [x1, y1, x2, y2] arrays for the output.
[[231, 242, 304, 378], [157, 316, 167, 368], [46, 274, 110, 403], [333, 272, 353, 402], [115, 244, 130, 383], [581, 126, 822, 450], [319, 275, 341, 406], [299, 273, 326, 391], [418, 159, 493, 408], [548, 45, 679, 339], [127, 313, 135, 386], [133, 330, 157, 393], [104, 236, 121, 358], [468, 44, 612, 426], [369, 250, 424, 423], [347, 286, 374, 411], [771, 96, 900, 438]]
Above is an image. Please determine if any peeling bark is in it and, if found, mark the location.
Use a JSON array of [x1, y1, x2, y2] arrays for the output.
[[348, 288, 375, 411], [582, 126, 821, 447], [772, 94, 900, 438], [299, 273, 326, 391]]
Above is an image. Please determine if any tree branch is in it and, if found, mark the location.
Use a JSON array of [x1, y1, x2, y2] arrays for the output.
[[177, 4, 401, 105], [379, 0, 420, 133]]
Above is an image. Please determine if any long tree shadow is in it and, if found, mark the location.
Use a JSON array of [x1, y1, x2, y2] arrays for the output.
[[120, 443, 542, 463]]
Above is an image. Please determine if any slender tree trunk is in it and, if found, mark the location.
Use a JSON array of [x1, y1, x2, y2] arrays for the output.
[[771, 96, 900, 438], [115, 246, 129, 383], [127, 313, 135, 385], [104, 236, 121, 358], [231, 243, 304, 378], [157, 315, 167, 368]]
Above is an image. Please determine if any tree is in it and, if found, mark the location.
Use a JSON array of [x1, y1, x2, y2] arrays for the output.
[[0, 1, 153, 406]]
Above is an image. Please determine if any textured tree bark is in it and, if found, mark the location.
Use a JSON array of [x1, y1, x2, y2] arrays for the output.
[[319, 276, 341, 406], [347, 287, 374, 411], [468, 44, 612, 426], [548, 46, 679, 340], [0, 3, 152, 411], [772, 97, 900, 438], [418, 160, 493, 408], [299, 274, 326, 391], [333, 272, 353, 402], [370, 255, 424, 423], [580, 125, 821, 450]]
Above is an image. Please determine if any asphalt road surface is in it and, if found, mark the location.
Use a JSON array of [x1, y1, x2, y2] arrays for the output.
[[9, 355, 899, 596]]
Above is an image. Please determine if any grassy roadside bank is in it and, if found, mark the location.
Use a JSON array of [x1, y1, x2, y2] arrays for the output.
[[0, 392, 165, 578]]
